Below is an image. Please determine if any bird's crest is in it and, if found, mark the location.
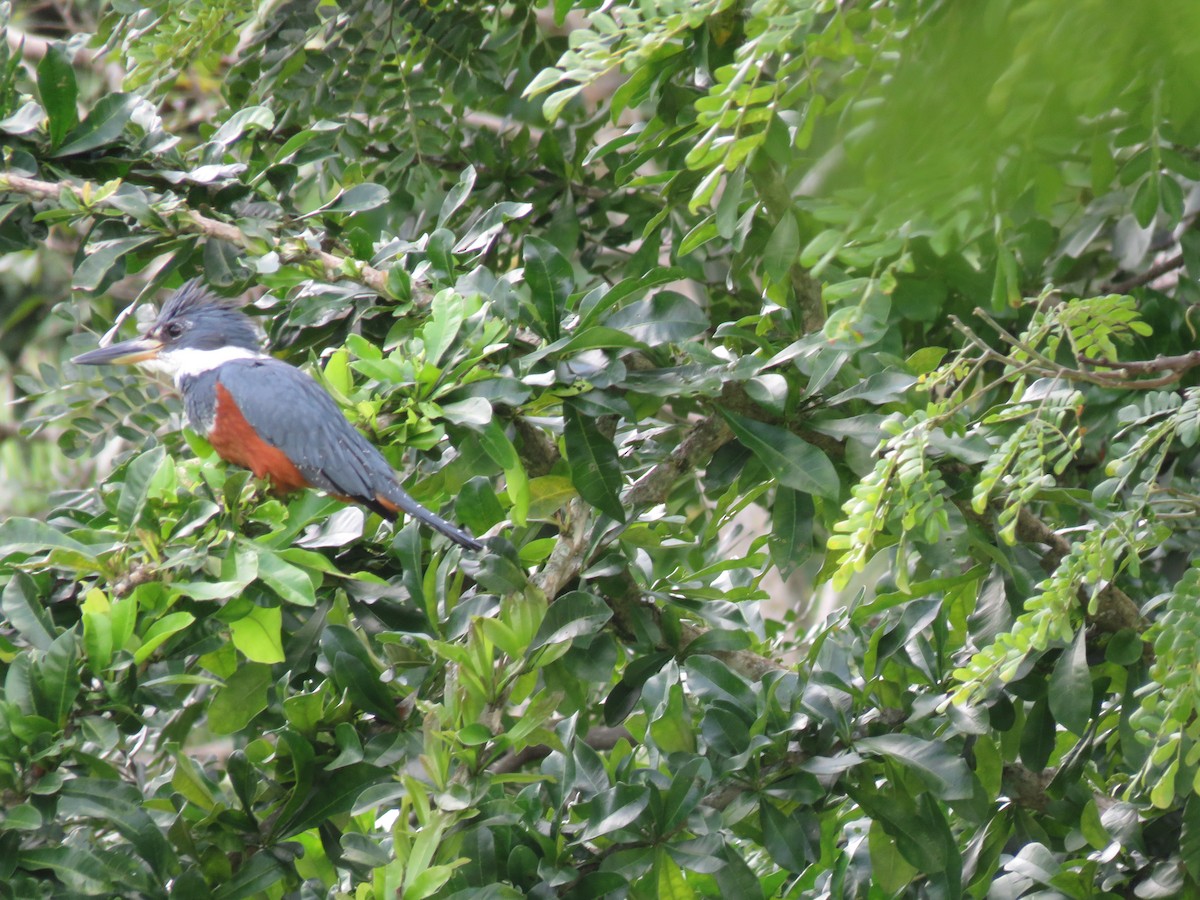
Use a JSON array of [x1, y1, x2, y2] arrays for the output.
[[158, 278, 242, 322]]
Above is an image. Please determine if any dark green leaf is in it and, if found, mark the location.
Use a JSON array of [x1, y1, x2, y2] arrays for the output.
[[856, 734, 974, 801], [605, 651, 673, 726], [722, 411, 838, 500], [1049, 629, 1092, 736], [116, 445, 167, 529], [524, 236, 572, 340], [36, 44, 78, 147], [763, 212, 800, 281], [33, 629, 81, 726], [563, 400, 625, 522], [580, 784, 651, 840], [211, 853, 287, 900], [52, 93, 137, 156], [602, 291, 709, 346], [59, 778, 175, 876], [0, 518, 95, 561], [73, 235, 158, 291], [1020, 698, 1055, 771], [275, 763, 389, 838], [530, 591, 613, 650], [208, 663, 271, 734], [2, 573, 56, 650], [760, 801, 814, 871], [770, 487, 812, 574]]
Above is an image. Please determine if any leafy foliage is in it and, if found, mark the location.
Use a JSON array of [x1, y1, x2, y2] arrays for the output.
[[4, 0, 1200, 897]]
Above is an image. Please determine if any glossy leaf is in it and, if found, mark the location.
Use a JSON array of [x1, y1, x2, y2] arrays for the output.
[[722, 411, 838, 500], [563, 399, 625, 522]]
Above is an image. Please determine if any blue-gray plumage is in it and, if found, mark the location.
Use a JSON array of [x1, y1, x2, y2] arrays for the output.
[[72, 280, 482, 551]]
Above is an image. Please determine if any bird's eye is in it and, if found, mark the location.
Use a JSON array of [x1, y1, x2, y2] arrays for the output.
[[164, 322, 185, 340]]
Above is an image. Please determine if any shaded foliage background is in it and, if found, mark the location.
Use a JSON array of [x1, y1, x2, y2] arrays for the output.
[[3, 0, 1200, 897]]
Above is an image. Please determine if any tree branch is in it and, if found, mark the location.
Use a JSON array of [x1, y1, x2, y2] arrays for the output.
[[531, 497, 591, 599], [1103, 252, 1185, 294], [0, 171, 391, 296], [1012, 507, 1144, 635], [1077, 347, 1200, 386], [489, 725, 630, 775]]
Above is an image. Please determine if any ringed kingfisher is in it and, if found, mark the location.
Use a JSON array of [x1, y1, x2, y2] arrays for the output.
[[72, 279, 483, 551]]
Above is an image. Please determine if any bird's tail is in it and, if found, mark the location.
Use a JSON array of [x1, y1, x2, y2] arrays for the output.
[[374, 482, 483, 551]]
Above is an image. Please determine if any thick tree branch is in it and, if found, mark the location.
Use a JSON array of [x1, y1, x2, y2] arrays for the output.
[[624, 413, 733, 507], [532, 497, 591, 599]]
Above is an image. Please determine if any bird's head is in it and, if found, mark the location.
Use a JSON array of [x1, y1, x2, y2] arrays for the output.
[[72, 280, 264, 380]]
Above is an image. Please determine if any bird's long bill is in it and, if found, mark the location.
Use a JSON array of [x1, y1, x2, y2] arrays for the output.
[[71, 338, 163, 366]]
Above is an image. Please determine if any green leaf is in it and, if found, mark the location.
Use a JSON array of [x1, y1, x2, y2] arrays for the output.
[[1049, 628, 1092, 736], [323, 182, 390, 213], [422, 289, 465, 367], [760, 802, 814, 872], [581, 784, 651, 840], [682, 628, 751, 657], [563, 399, 625, 522], [1019, 698, 1055, 771], [255, 548, 318, 606], [0, 517, 95, 561], [73, 235, 159, 291], [722, 411, 838, 500], [770, 487, 812, 574], [229, 605, 285, 664], [605, 651, 673, 726], [81, 589, 113, 672], [52, 93, 137, 157], [116, 446, 168, 529], [208, 663, 271, 735], [764, 212, 801, 280], [524, 236, 572, 340], [868, 819, 918, 894], [1182, 795, 1200, 882], [855, 734, 974, 801], [439, 165, 476, 227], [58, 777, 176, 877], [211, 852, 286, 900], [827, 368, 917, 405], [530, 591, 612, 650], [210, 105, 275, 147], [133, 612, 195, 664], [33, 630, 81, 727], [2, 573, 56, 650], [36, 44, 78, 148], [602, 291, 709, 346], [275, 763, 389, 838]]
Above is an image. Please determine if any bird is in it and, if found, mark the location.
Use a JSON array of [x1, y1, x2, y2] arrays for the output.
[[72, 279, 483, 551]]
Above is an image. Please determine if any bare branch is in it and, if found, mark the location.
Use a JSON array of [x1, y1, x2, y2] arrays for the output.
[[1077, 348, 1200, 386], [1104, 252, 1185, 294]]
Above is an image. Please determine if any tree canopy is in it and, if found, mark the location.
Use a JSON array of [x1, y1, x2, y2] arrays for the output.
[[3, 0, 1200, 897]]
